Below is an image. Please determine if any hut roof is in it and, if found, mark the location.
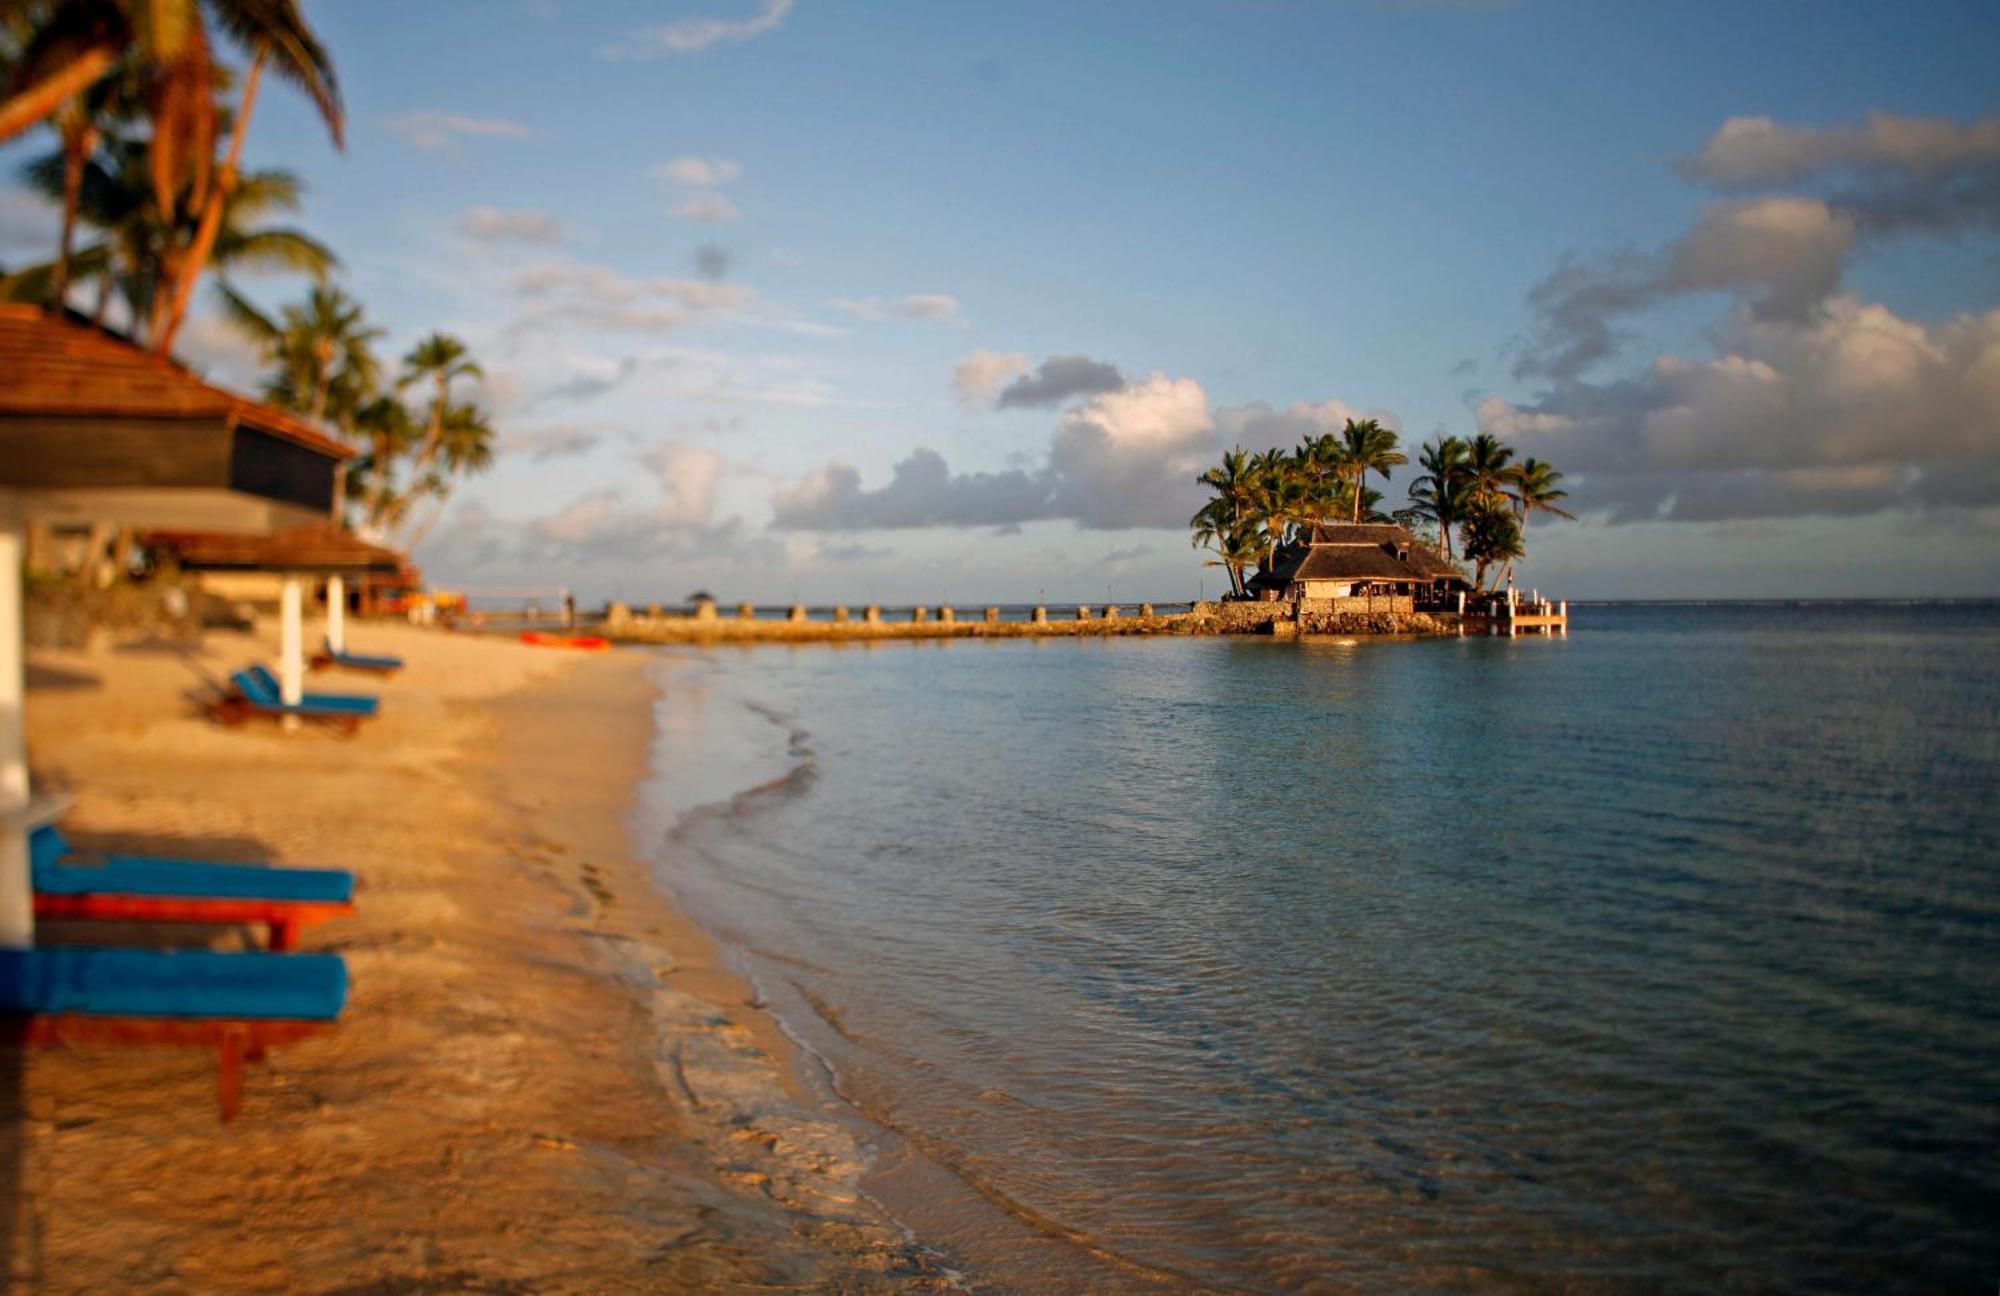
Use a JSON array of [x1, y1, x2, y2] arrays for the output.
[[143, 525, 405, 573], [1256, 523, 1465, 586], [0, 305, 351, 460]]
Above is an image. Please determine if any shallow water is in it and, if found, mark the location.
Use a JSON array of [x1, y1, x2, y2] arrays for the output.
[[637, 605, 2000, 1292]]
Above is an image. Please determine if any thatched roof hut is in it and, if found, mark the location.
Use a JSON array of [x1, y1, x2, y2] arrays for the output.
[[1249, 523, 1467, 599]]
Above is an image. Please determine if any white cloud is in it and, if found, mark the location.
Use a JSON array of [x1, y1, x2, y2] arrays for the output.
[[500, 426, 601, 460], [601, 0, 794, 58], [773, 372, 1388, 532], [506, 260, 755, 334], [1682, 112, 2000, 190], [653, 156, 742, 188], [671, 194, 743, 225], [455, 205, 563, 243], [951, 349, 1031, 406], [384, 111, 531, 153], [1520, 196, 1857, 381], [830, 293, 963, 324], [1479, 296, 2000, 522], [1046, 374, 1216, 528], [525, 443, 735, 560]]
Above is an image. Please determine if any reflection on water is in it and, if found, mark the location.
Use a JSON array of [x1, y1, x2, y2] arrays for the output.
[[640, 605, 2000, 1292]]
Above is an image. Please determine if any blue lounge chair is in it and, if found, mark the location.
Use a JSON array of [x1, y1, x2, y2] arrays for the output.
[[312, 639, 404, 674], [31, 825, 355, 949], [210, 664, 379, 734], [0, 946, 347, 1119]]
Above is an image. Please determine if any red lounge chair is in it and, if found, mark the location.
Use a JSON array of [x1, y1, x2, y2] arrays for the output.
[[29, 827, 355, 951], [0, 947, 348, 1120]]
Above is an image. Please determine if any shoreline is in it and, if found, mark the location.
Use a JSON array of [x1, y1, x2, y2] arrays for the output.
[[6, 622, 950, 1291]]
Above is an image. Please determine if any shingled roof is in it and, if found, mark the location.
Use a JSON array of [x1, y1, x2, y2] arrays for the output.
[[0, 305, 351, 460], [1257, 523, 1465, 587], [143, 525, 405, 573]]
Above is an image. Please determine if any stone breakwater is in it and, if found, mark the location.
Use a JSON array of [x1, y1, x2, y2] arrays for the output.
[[594, 601, 1460, 645]]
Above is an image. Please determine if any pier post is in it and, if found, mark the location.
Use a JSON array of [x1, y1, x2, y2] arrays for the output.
[[1075, 606, 1091, 622], [912, 606, 930, 624], [1103, 605, 1120, 620], [939, 606, 955, 624], [693, 599, 717, 623], [833, 605, 850, 624], [864, 604, 881, 625], [984, 607, 999, 624], [1032, 606, 1048, 625], [1560, 600, 1568, 636], [737, 602, 756, 621], [787, 604, 807, 623]]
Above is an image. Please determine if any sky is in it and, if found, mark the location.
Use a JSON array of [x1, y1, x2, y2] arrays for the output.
[[4, 0, 1998, 603]]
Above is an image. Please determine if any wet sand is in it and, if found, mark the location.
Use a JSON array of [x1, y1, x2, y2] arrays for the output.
[[3, 622, 948, 1293]]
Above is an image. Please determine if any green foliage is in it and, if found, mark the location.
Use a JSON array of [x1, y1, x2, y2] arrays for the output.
[[1190, 421, 1578, 593]]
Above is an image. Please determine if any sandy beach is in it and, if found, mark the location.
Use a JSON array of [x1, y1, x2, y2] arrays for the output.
[[2, 622, 949, 1293]]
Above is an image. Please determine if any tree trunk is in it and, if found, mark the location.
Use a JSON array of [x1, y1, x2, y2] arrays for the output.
[[51, 119, 95, 308], [155, 48, 266, 356], [0, 46, 116, 146], [410, 372, 450, 478]]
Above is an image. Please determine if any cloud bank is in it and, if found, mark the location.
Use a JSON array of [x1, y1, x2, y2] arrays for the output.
[[773, 372, 1389, 532]]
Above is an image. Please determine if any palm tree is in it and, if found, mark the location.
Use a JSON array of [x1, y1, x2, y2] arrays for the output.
[[1465, 433, 1516, 511], [400, 401, 494, 548], [1407, 435, 1471, 558], [1460, 501, 1524, 592], [1507, 457, 1575, 528], [9, 125, 334, 342], [233, 282, 378, 429], [1339, 418, 1406, 523], [401, 332, 483, 480], [348, 393, 417, 534], [0, 0, 343, 352]]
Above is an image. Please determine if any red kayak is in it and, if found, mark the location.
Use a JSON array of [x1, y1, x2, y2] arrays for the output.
[[519, 631, 611, 651]]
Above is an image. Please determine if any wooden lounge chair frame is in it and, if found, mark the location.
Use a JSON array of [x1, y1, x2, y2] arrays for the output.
[[1, 1015, 329, 1120], [207, 667, 376, 737], [308, 641, 403, 674], [33, 893, 353, 950]]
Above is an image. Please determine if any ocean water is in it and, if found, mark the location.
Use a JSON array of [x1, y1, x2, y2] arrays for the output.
[[636, 604, 2000, 1293]]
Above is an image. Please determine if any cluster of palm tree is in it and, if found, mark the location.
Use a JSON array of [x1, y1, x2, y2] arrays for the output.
[[1190, 418, 1406, 597], [235, 286, 493, 545], [0, 0, 494, 549], [1191, 421, 1574, 597], [1403, 434, 1573, 590], [1, 0, 340, 352]]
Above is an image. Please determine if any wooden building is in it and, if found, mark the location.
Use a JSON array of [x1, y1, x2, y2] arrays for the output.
[[1249, 523, 1469, 606]]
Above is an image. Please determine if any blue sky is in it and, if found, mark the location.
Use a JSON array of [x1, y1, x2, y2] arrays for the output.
[[6, 0, 1997, 601]]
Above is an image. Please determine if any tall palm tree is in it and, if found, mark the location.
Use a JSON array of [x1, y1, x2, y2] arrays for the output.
[[348, 392, 416, 534], [400, 401, 495, 548], [1465, 433, 1516, 511], [233, 282, 378, 429], [1339, 418, 1406, 523], [0, 0, 343, 352], [9, 129, 334, 341], [1407, 435, 1471, 558], [1496, 456, 1575, 586], [401, 331, 482, 479]]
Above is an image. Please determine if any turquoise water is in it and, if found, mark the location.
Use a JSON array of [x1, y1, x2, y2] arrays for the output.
[[640, 605, 2000, 1292]]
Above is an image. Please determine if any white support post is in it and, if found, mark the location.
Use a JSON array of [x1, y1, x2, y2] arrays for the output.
[[280, 573, 304, 732], [0, 499, 33, 947], [327, 573, 346, 655]]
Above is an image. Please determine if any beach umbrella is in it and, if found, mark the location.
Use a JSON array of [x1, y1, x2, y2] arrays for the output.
[[0, 305, 354, 948]]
